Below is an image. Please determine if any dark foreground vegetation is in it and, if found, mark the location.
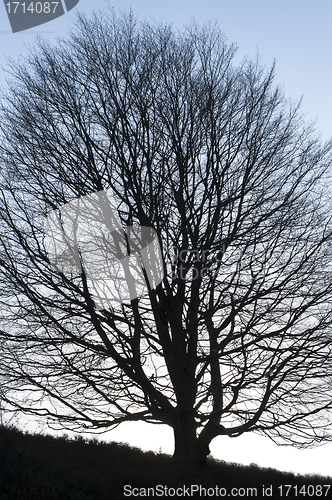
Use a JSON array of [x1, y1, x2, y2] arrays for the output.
[[0, 425, 331, 500]]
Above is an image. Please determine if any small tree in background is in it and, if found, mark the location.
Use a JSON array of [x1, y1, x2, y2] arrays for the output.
[[1, 10, 332, 464]]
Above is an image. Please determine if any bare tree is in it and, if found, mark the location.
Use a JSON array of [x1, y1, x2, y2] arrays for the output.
[[1, 10, 332, 464]]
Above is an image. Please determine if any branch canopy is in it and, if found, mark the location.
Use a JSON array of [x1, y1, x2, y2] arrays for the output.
[[1, 9, 332, 459]]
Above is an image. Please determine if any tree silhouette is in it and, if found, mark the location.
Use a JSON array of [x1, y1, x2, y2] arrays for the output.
[[1, 10, 332, 464]]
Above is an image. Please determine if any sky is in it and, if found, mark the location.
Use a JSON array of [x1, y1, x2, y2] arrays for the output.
[[1, 0, 332, 478]]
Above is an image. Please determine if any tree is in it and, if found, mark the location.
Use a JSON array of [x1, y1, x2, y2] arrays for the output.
[[1, 9, 332, 464]]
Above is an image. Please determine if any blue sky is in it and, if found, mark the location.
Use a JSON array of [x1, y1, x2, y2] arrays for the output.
[[1, 0, 332, 477]]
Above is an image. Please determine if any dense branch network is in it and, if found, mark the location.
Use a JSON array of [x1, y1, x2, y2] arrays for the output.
[[1, 9, 332, 461]]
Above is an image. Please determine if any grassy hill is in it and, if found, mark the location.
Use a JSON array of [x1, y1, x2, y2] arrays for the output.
[[0, 424, 331, 499]]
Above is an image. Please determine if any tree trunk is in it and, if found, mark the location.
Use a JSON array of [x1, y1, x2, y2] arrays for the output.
[[172, 410, 210, 465]]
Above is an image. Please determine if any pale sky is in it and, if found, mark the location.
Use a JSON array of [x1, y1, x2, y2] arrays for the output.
[[1, 0, 332, 478]]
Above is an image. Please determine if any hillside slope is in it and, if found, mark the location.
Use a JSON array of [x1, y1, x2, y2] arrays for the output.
[[0, 425, 331, 499]]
